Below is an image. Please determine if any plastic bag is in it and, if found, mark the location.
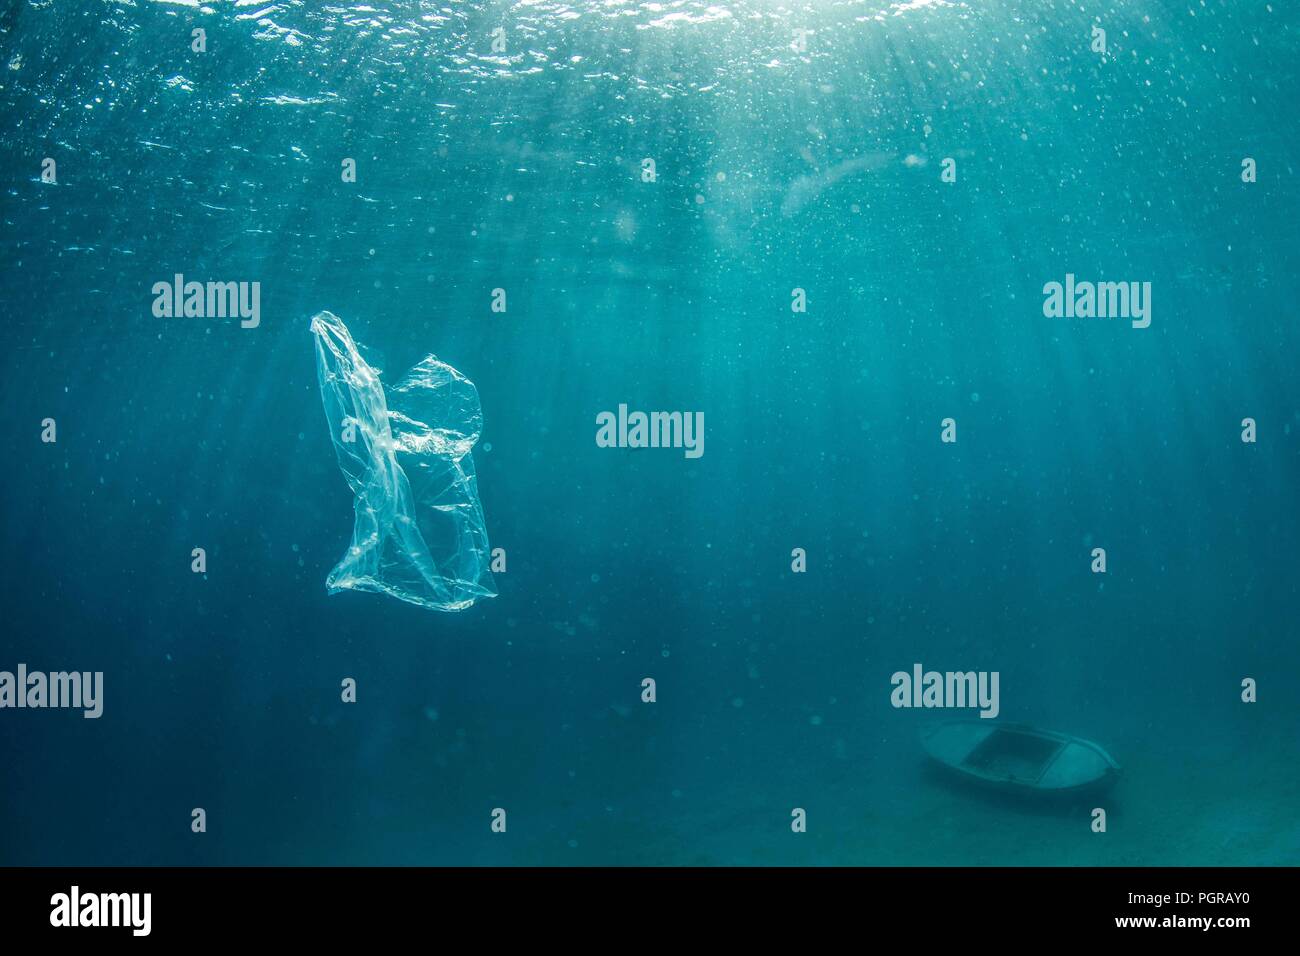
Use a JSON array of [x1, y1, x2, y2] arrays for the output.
[[311, 310, 496, 612]]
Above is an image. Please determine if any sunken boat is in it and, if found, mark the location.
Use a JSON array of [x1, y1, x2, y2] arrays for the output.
[[922, 721, 1121, 795]]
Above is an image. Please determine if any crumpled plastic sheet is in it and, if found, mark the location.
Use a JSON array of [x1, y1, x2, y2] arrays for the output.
[[310, 310, 496, 612]]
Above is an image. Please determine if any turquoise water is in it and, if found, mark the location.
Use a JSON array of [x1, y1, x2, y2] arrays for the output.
[[1, 0, 1297, 865]]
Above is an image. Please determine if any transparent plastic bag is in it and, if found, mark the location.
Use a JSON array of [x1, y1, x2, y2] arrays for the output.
[[311, 310, 496, 611]]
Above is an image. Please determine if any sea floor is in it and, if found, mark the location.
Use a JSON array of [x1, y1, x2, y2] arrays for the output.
[[318, 726, 1299, 867]]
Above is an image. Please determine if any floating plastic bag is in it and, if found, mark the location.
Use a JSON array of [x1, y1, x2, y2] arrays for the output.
[[311, 311, 496, 611]]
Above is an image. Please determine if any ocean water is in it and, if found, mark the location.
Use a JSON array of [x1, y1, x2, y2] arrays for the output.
[[1, 0, 1298, 866]]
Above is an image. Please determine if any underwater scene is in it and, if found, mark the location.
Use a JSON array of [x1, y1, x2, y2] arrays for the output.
[[1, 0, 1297, 866]]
